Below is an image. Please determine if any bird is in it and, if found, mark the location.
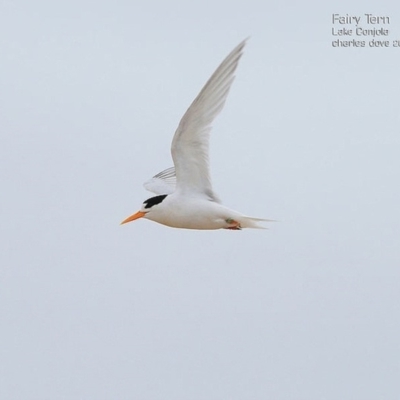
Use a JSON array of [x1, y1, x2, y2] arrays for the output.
[[121, 39, 270, 230]]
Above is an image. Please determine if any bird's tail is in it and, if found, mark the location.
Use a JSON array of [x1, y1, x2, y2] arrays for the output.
[[239, 216, 275, 229]]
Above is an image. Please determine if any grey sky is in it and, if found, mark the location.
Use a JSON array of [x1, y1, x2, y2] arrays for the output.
[[1, 0, 399, 399]]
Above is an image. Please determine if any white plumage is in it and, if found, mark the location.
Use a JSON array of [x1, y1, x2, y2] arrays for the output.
[[121, 39, 270, 230]]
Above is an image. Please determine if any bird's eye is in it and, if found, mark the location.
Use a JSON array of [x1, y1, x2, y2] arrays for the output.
[[143, 194, 168, 209]]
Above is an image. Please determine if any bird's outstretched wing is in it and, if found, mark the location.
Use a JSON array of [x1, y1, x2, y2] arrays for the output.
[[143, 167, 176, 195], [171, 39, 247, 202]]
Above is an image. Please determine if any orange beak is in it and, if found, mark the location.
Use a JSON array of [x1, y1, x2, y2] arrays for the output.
[[120, 211, 146, 225]]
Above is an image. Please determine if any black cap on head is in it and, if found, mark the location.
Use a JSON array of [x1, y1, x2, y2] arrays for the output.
[[143, 194, 168, 209]]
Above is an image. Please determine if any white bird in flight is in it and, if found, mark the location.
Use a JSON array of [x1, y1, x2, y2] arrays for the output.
[[121, 39, 270, 230]]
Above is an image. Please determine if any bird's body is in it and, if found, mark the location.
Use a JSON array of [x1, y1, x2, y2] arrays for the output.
[[143, 194, 264, 230], [121, 39, 270, 230]]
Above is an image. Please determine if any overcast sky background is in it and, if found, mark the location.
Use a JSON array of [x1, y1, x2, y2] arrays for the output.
[[1, 0, 400, 399]]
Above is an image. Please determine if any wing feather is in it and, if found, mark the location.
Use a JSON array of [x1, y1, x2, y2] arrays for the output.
[[143, 167, 176, 195], [171, 39, 247, 202]]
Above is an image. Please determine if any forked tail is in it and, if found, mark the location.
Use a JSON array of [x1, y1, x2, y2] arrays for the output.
[[238, 216, 275, 229]]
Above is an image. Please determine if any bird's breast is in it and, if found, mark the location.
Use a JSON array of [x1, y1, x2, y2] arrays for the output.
[[145, 196, 231, 230]]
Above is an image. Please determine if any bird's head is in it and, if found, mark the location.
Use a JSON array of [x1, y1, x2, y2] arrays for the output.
[[121, 194, 168, 225]]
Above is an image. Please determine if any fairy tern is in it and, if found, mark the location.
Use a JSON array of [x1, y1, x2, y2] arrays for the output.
[[121, 39, 269, 230]]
